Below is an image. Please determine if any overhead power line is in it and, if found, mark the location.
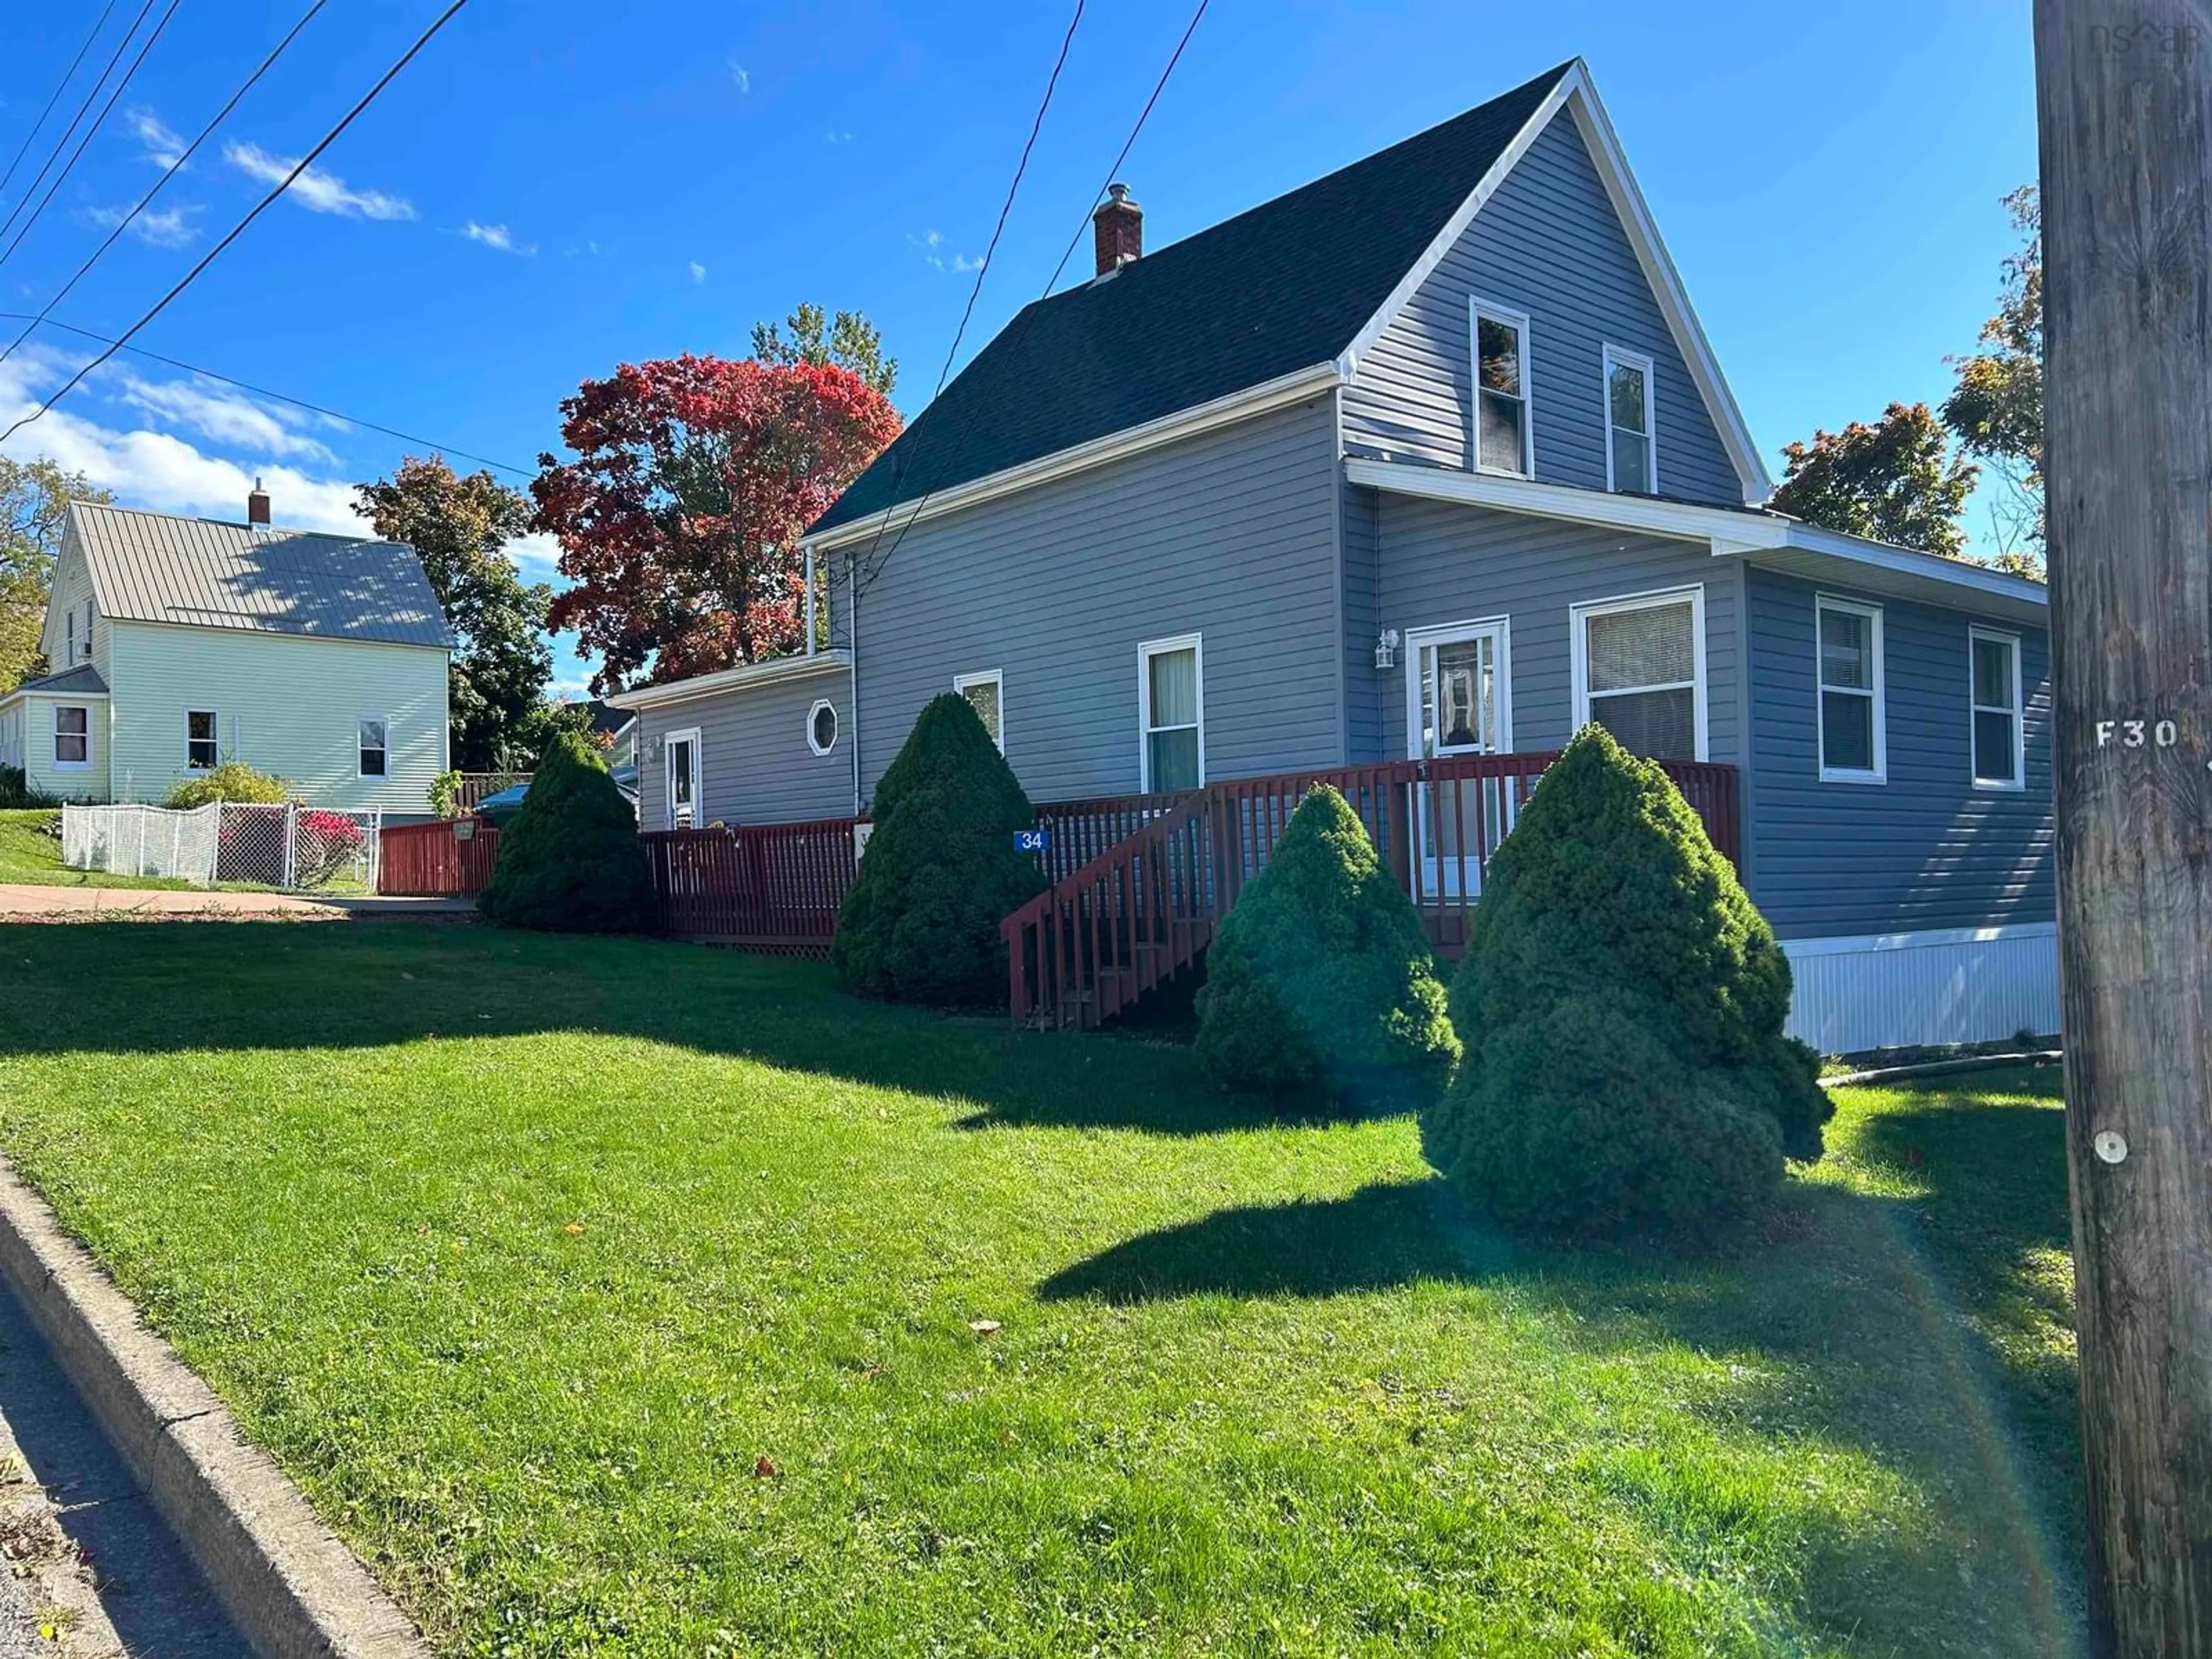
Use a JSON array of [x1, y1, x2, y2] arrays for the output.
[[0, 0, 189, 274], [0, 312, 531, 477], [854, 0, 1210, 593], [0, 0, 474, 452], [0, 0, 332, 372], [0, 0, 123, 206], [0, 0, 165, 252], [851, 0, 1088, 585]]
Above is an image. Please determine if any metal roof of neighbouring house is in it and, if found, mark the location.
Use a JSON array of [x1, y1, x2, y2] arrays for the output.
[[5, 663, 110, 698], [810, 61, 1575, 537], [67, 500, 451, 649]]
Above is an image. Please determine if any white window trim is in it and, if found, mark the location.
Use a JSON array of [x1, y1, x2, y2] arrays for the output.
[[52, 704, 90, 770], [1137, 632, 1205, 792], [1968, 626, 2026, 791], [1402, 616, 1514, 758], [1468, 298, 1534, 479], [952, 668, 1005, 753], [1601, 343, 1657, 494], [185, 708, 221, 771], [664, 725, 703, 825], [1569, 584, 1709, 762], [357, 714, 391, 781], [1815, 595, 1887, 784], [805, 698, 839, 757]]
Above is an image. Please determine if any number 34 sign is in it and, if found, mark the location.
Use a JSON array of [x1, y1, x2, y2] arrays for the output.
[[1012, 828, 1052, 854]]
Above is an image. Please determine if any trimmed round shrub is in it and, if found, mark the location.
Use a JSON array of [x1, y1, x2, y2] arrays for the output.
[[1195, 785, 1459, 1108], [832, 693, 1046, 1005], [165, 760, 286, 809], [1422, 724, 1831, 1237], [479, 728, 654, 933]]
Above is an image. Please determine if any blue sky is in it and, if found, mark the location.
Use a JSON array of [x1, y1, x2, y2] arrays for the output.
[[0, 0, 2037, 697]]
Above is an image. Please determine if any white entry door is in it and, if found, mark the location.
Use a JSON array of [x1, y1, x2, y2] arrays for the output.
[[664, 729, 700, 829], [1404, 619, 1512, 896]]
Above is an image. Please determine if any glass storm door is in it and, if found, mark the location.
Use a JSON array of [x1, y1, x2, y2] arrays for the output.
[[665, 732, 699, 829], [1406, 620, 1511, 898]]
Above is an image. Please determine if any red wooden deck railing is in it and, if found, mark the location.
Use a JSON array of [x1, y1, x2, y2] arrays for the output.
[[1002, 753, 1738, 1031], [378, 817, 501, 896], [642, 817, 863, 952]]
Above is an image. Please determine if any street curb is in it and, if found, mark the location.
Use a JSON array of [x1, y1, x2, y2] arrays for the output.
[[0, 1158, 429, 1659], [1824, 1050, 2063, 1088]]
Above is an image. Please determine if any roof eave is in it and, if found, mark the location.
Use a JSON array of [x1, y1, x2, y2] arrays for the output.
[[605, 648, 853, 712]]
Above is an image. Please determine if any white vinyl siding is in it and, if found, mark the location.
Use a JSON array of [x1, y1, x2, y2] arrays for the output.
[[1816, 596, 1885, 783], [1571, 585, 1707, 762]]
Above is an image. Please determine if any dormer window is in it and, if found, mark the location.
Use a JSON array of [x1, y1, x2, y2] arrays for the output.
[[1604, 346, 1656, 494], [1470, 300, 1532, 477]]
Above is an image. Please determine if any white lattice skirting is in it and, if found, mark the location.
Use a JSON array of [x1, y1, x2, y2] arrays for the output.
[[1782, 922, 2060, 1056]]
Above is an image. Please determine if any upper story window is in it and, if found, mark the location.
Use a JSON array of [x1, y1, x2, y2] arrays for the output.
[[1604, 346, 1656, 494], [1571, 586, 1706, 762], [187, 710, 219, 771], [64, 608, 76, 664], [1969, 628, 2025, 790], [1139, 634, 1203, 792], [954, 669, 1004, 752], [358, 717, 389, 779], [54, 706, 89, 768], [1816, 597, 1885, 783], [1469, 300, 1532, 477]]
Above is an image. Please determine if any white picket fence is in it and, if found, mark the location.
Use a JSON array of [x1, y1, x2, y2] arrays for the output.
[[60, 802, 382, 892]]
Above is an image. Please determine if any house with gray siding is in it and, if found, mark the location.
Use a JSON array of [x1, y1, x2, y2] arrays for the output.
[[615, 58, 2054, 1054]]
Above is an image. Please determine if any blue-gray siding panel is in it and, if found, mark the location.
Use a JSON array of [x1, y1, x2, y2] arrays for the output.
[[1744, 566, 2054, 938], [1372, 492, 1741, 763], [1343, 111, 1743, 507], [843, 397, 1343, 805], [1341, 472, 1385, 763], [635, 669, 854, 831]]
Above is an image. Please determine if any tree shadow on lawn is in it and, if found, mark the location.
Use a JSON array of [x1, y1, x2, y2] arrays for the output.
[[1041, 1167, 2089, 1654], [0, 921, 1314, 1137]]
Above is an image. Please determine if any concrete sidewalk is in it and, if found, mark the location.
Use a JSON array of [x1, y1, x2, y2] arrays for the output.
[[0, 885, 476, 922]]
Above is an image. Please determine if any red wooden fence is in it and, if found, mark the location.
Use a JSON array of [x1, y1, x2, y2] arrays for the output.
[[642, 818, 862, 953], [378, 818, 501, 896]]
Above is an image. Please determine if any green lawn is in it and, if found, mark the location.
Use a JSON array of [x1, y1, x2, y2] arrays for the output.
[[0, 808, 193, 890], [0, 923, 2085, 1657]]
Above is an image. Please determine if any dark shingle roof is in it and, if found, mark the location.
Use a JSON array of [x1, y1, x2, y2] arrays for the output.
[[812, 62, 1574, 537], [9, 664, 108, 696]]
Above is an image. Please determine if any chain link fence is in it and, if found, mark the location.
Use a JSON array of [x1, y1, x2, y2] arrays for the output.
[[61, 802, 382, 893]]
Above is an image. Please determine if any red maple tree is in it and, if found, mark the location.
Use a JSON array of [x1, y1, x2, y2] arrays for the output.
[[533, 354, 900, 691]]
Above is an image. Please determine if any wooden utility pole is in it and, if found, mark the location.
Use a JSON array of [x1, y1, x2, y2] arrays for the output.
[[2035, 3, 2212, 1652]]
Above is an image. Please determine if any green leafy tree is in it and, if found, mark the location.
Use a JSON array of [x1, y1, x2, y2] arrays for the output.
[[479, 728, 655, 933], [832, 694, 1044, 1005], [1, 458, 111, 691], [751, 302, 898, 396], [1195, 786, 1459, 1108], [355, 456, 555, 771], [165, 759, 287, 809], [1941, 186, 2044, 576], [1769, 402, 1978, 559], [1423, 726, 1831, 1238]]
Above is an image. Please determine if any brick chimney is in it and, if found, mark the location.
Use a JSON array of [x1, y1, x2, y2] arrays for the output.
[[1092, 183, 1142, 277], [247, 478, 270, 527]]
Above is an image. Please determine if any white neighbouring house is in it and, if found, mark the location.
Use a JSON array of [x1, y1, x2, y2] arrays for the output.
[[0, 491, 451, 813]]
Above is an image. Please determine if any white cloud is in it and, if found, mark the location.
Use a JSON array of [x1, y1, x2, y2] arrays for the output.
[[688, 260, 707, 285], [825, 129, 853, 144], [84, 202, 199, 248], [908, 229, 981, 274], [125, 108, 185, 168], [222, 141, 415, 221], [506, 532, 563, 583], [461, 220, 534, 256], [728, 59, 751, 92], [113, 373, 339, 465]]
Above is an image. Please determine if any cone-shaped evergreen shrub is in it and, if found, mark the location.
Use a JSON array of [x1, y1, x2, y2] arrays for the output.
[[1195, 786, 1460, 1107], [479, 728, 656, 933], [1422, 724, 1830, 1237], [832, 694, 1046, 1005]]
